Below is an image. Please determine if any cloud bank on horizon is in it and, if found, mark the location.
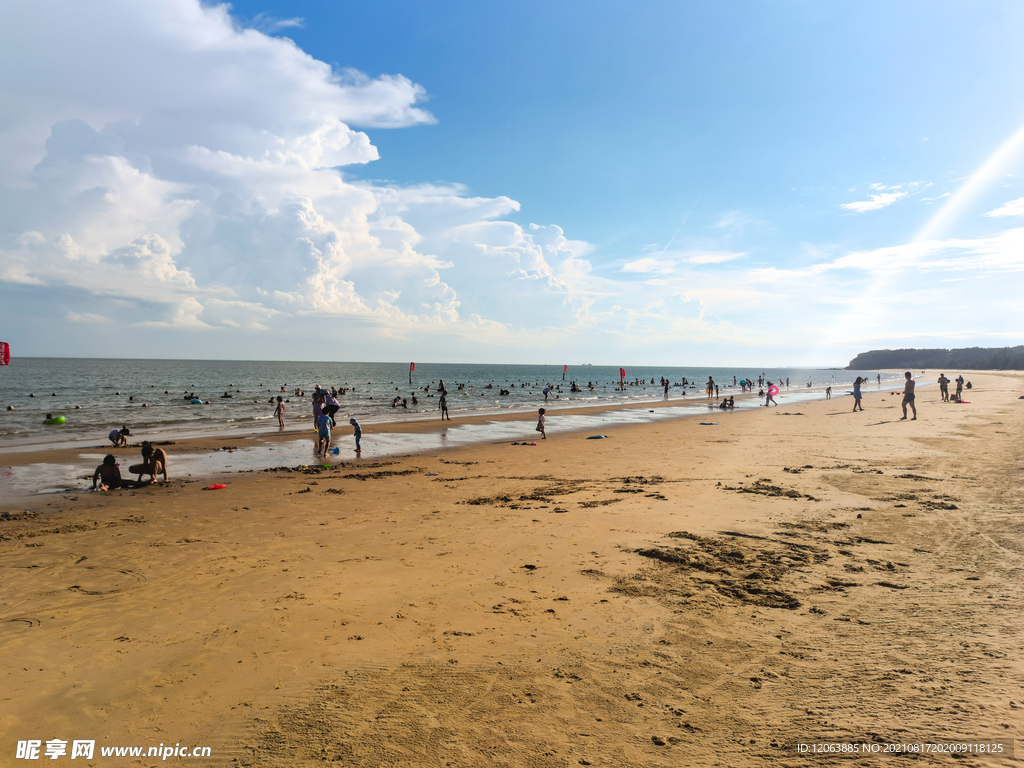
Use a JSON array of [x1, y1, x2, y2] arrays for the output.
[[1, 0, 1022, 365]]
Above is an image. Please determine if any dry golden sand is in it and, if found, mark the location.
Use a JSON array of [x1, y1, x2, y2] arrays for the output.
[[1, 372, 1021, 767]]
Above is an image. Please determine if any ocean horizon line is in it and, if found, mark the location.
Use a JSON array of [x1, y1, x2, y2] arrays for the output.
[[2, 354, 848, 369]]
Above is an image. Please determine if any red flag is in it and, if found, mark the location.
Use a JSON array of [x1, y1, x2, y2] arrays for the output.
[[619, 367, 625, 380], [563, 364, 568, 373], [0, 341, 9, 366], [409, 362, 415, 372]]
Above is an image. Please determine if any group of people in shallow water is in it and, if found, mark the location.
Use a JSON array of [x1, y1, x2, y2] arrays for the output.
[[86, 370, 929, 477]]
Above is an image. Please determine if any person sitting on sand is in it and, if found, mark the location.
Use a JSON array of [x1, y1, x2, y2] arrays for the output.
[[92, 454, 122, 491], [900, 371, 917, 421], [108, 426, 131, 446], [129, 442, 168, 483]]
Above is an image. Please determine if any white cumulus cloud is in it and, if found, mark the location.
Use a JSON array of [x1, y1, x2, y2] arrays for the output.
[[983, 196, 1024, 217], [841, 182, 925, 213], [0, 0, 607, 352]]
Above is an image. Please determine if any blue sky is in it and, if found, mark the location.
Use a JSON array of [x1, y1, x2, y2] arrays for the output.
[[1, 0, 1022, 365]]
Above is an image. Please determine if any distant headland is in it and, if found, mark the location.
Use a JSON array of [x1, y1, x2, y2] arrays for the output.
[[847, 346, 1024, 371]]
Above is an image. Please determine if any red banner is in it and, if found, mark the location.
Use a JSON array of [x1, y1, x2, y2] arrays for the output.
[[619, 368, 625, 380], [0, 341, 8, 366], [409, 362, 415, 372]]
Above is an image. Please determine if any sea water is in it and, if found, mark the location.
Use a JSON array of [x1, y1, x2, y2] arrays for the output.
[[0, 358, 897, 448]]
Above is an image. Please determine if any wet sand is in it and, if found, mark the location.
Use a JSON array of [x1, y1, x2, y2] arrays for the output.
[[0, 387, 817, 502], [1, 371, 1021, 766]]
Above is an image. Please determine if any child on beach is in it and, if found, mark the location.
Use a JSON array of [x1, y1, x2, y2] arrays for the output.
[[92, 455, 121, 491], [536, 408, 546, 439], [316, 412, 332, 454], [350, 418, 361, 452], [439, 391, 450, 421], [852, 377, 865, 412], [274, 396, 285, 427], [108, 426, 130, 446]]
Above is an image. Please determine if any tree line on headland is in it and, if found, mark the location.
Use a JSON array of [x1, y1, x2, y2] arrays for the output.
[[847, 346, 1024, 371]]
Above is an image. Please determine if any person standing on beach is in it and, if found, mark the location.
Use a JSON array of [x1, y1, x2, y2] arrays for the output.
[[274, 396, 285, 427], [955, 375, 964, 400], [900, 372, 917, 420], [826, 386, 832, 399], [349, 418, 362, 452], [311, 387, 324, 429], [765, 382, 778, 407], [439, 391, 450, 420], [315, 412, 332, 454], [852, 377, 865, 412], [706, 377, 714, 400], [938, 374, 949, 402], [536, 408, 546, 439], [877, 374, 881, 386]]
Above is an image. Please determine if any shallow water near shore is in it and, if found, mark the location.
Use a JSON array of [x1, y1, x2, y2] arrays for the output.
[[0, 357, 898, 450], [3, 385, 846, 501]]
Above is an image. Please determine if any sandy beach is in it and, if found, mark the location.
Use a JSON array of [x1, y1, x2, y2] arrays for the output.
[[1, 371, 1020, 766]]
